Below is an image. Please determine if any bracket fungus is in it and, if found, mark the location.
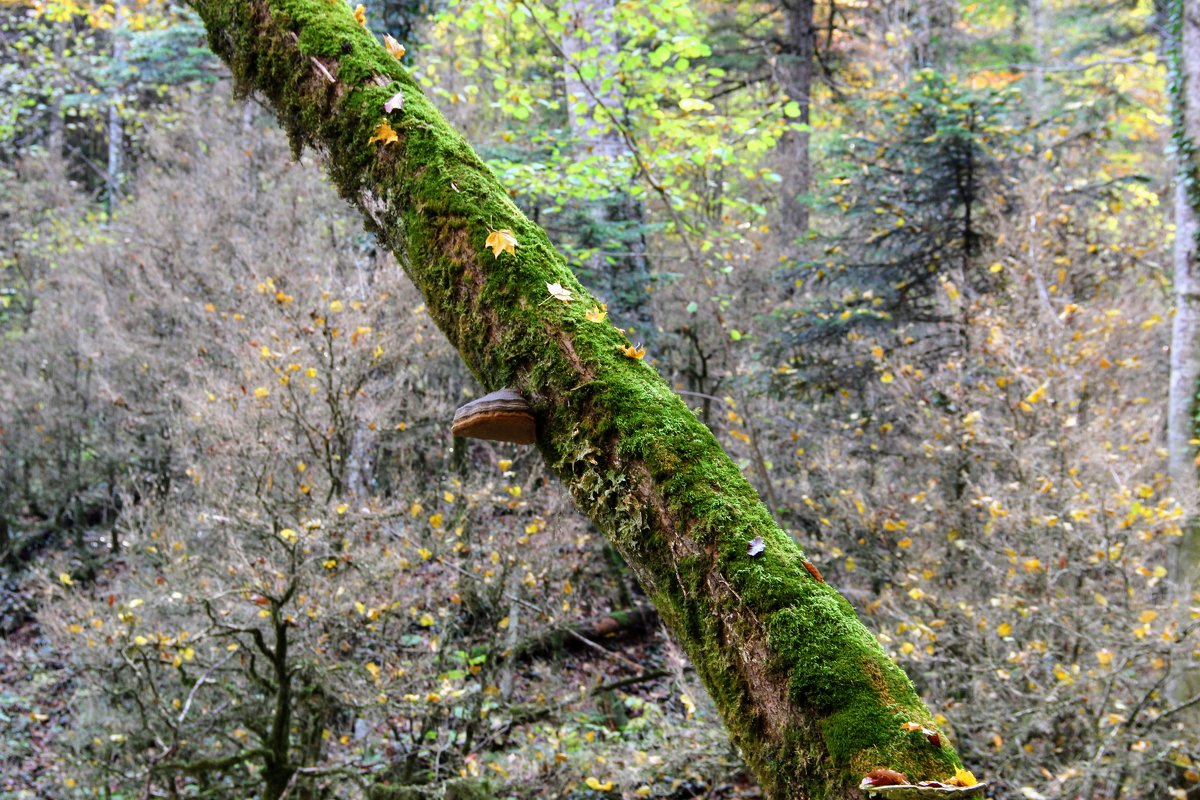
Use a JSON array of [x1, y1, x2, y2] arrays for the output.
[[451, 388, 536, 444], [859, 776, 988, 799]]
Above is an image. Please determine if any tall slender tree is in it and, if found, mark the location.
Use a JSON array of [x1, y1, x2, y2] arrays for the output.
[[106, 0, 128, 214], [1168, 0, 1200, 591], [776, 0, 814, 240]]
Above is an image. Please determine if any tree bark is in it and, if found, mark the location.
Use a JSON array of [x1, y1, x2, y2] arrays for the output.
[[106, 0, 127, 215], [1167, 9, 1200, 746], [1169, 0, 1200, 591], [777, 0, 814, 240], [183, 2, 971, 796]]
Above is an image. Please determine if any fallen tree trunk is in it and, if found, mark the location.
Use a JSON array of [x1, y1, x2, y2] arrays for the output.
[[184, 2, 973, 796], [509, 604, 659, 663]]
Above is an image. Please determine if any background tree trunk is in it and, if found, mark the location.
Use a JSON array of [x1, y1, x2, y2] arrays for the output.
[[1169, 0, 1200, 592], [777, 0, 814, 240], [1167, 4, 1200, 742], [105, 0, 127, 215], [183, 2, 972, 796]]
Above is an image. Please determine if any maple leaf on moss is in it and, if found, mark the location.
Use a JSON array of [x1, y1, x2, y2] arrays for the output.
[[546, 282, 573, 304], [369, 120, 398, 145], [621, 343, 646, 360], [485, 229, 518, 258], [584, 304, 607, 323], [384, 34, 405, 59]]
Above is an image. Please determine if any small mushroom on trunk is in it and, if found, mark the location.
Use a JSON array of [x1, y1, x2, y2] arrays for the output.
[[451, 388, 536, 444]]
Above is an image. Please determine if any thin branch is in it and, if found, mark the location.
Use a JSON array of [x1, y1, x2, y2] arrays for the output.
[[178, 648, 239, 725], [287, 31, 336, 83]]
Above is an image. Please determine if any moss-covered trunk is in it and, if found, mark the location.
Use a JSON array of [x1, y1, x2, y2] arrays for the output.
[[184, 2, 971, 796]]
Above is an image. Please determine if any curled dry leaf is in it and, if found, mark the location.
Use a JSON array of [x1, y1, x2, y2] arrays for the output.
[[485, 229, 518, 258], [383, 33, 405, 59], [384, 91, 404, 114], [747, 536, 765, 557], [861, 768, 909, 788], [354, 4, 366, 27], [620, 343, 646, 360]]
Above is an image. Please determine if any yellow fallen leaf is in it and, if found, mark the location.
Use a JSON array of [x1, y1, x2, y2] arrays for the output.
[[621, 343, 646, 360], [384, 34, 408, 59], [584, 304, 607, 323], [369, 120, 398, 146], [485, 228, 518, 257], [948, 767, 978, 787], [585, 777, 614, 792], [383, 34, 405, 59], [354, 4, 366, 27]]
